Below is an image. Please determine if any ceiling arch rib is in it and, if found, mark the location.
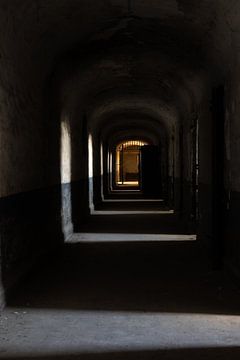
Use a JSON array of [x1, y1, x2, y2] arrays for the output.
[[99, 116, 169, 148]]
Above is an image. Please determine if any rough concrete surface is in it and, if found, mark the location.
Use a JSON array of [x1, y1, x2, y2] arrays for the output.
[[1, 238, 240, 359]]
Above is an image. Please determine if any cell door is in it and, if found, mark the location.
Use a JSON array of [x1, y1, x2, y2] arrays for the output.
[[211, 85, 225, 269], [140, 145, 162, 197]]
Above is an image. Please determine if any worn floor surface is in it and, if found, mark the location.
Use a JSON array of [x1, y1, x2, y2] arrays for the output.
[[1, 236, 240, 360]]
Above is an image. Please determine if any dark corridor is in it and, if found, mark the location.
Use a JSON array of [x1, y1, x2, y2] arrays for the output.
[[1, 1, 240, 359]]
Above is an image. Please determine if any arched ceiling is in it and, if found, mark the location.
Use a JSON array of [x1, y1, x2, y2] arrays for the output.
[[1, 0, 237, 78], [58, 44, 207, 133], [107, 131, 159, 148], [87, 95, 178, 134], [1, 0, 239, 130], [99, 115, 169, 147]]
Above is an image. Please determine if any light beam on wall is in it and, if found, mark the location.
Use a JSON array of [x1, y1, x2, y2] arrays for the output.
[[60, 120, 73, 239], [88, 133, 94, 213]]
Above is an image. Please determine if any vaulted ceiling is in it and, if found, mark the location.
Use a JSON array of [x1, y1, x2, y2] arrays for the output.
[[0, 0, 239, 131]]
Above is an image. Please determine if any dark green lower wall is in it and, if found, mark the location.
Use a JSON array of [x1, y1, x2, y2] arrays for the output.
[[0, 185, 64, 308], [0, 180, 89, 309], [198, 184, 240, 275], [69, 180, 89, 231], [198, 183, 213, 244], [224, 190, 240, 277]]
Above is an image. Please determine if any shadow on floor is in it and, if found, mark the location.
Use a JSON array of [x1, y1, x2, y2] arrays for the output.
[[7, 241, 240, 315], [1, 347, 240, 360], [77, 213, 193, 234]]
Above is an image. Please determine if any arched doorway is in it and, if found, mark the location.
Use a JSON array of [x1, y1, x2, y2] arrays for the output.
[[115, 140, 149, 189]]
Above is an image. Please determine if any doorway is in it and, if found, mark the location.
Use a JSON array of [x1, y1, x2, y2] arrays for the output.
[[115, 140, 148, 188], [141, 145, 162, 197]]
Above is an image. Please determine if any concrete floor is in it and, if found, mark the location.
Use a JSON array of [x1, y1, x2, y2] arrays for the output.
[[94, 199, 170, 212], [69, 233, 196, 242], [84, 199, 193, 234], [1, 236, 240, 360]]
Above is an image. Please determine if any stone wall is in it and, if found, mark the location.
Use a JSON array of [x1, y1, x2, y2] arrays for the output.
[[1, 0, 240, 308]]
